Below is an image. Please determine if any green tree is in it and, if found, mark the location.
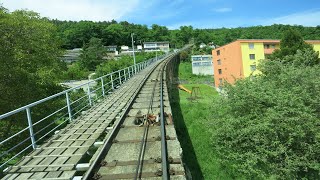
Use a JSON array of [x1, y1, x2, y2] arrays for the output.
[[270, 28, 313, 60], [149, 24, 169, 41], [79, 37, 107, 71], [210, 29, 320, 179], [63, 62, 90, 80], [0, 7, 65, 171], [178, 25, 194, 44], [102, 23, 124, 45], [0, 8, 64, 114]]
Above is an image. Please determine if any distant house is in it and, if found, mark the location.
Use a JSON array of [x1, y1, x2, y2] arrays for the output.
[[106, 45, 117, 52], [208, 42, 216, 49], [199, 43, 206, 48], [120, 45, 129, 52], [191, 55, 214, 75], [61, 48, 82, 63], [137, 45, 143, 51], [143, 42, 170, 52]]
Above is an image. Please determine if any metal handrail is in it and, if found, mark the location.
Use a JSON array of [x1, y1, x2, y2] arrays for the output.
[[0, 54, 166, 170], [0, 58, 161, 120]]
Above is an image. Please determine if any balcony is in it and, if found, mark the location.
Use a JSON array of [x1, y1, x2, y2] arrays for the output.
[[264, 48, 275, 54]]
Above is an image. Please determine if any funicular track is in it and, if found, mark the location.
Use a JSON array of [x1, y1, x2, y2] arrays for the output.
[[84, 55, 185, 179], [2, 53, 185, 180]]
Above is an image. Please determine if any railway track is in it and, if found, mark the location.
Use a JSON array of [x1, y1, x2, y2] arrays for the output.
[[2, 52, 186, 180], [84, 54, 185, 179]]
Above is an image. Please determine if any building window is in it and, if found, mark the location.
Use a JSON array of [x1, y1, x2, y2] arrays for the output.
[[217, 50, 220, 56], [201, 62, 211, 66], [193, 62, 201, 66], [249, 54, 255, 60], [250, 65, 256, 71], [217, 59, 221, 65], [192, 57, 201, 61], [271, 44, 275, 49], [219, 78, 223, 84], [218, 69, 222, 74], [249, 43, 254, 49], [264, 44, 270, 49]]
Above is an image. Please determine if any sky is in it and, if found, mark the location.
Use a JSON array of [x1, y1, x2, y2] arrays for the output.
[[1, 0, 320, 29]]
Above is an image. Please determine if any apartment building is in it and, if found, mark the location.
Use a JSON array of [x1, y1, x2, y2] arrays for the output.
[[143, 42, 170, 52], [191, 55, 214, 75], [212, 39, 320, 87]]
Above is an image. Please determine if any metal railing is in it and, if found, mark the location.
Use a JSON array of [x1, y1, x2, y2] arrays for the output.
[[0, 55, 165, 171]]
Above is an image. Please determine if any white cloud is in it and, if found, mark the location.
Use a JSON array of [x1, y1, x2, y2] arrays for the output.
[[263, 9, 320, 27], [214, 7, 232, 13], [1, 0, 140, 21]]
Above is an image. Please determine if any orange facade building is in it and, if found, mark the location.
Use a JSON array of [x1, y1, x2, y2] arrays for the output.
[[212, 39, 320, 87]]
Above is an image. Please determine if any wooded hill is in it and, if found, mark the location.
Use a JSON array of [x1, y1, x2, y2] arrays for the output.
[[52, 19, 320, 49]]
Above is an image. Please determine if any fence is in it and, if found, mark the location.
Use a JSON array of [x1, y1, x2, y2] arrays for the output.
[[0, 55, 165, 171]]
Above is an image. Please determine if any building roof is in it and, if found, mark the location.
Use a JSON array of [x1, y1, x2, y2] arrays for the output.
[[305, 40, 320, 44], [191, 55, 212, 57], [143, 41, 169, 44], [214, 39, 320, 50], [236, 39, 280, 43]]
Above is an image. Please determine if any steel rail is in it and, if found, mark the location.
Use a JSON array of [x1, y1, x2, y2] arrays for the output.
[[134, 63, 164, 180], [160, 59, 170, 180], [82, 55, 170, 180]]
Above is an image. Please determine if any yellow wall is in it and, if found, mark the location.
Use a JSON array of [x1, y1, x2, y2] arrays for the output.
[[240, 42, 264, 77], [312, 44, 320, 57]]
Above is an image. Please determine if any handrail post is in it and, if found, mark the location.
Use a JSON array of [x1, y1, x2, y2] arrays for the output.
[[128, 67, 131, 78], [101, 77, 105, 97], [111, 74, 114, 90], [65, 92, 72, 122], [26, 108, 36, 149], [87, 83, 92, 106], [124, 69, 127, 81], [118, 71, 122, 84]]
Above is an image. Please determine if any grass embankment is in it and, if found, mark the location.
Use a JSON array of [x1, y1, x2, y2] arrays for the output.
[[170, 62, 231, 179]]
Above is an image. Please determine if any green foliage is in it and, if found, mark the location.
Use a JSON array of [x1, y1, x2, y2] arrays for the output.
[[52, 18, 320, 51], [192, 45, 213, 55], [211, 37, 320, 179], [170, 61, 229, 179], [271, 28, 314, 60], [0, 8, 64, 113], [0, 7, 66, 171], [95, 52, 162, 78], [63, 62, 91, 80], [79, 37, 108, 71], [178, 62, 213, 84]]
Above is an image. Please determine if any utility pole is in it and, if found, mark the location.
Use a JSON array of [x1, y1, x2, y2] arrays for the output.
[[131, 33, 136, 74]]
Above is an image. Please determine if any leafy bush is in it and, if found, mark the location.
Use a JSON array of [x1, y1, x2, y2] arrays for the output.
[[211, 56, 320, 179]]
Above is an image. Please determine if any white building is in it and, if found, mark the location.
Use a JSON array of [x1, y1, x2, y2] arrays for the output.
[[61, 48, 82, 63], [121, 45, 129, 51], [106, 45, 117, 52], [199, 43, 206, 48], [143, 42, 170, 52], [191, 55, 214, 75]]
